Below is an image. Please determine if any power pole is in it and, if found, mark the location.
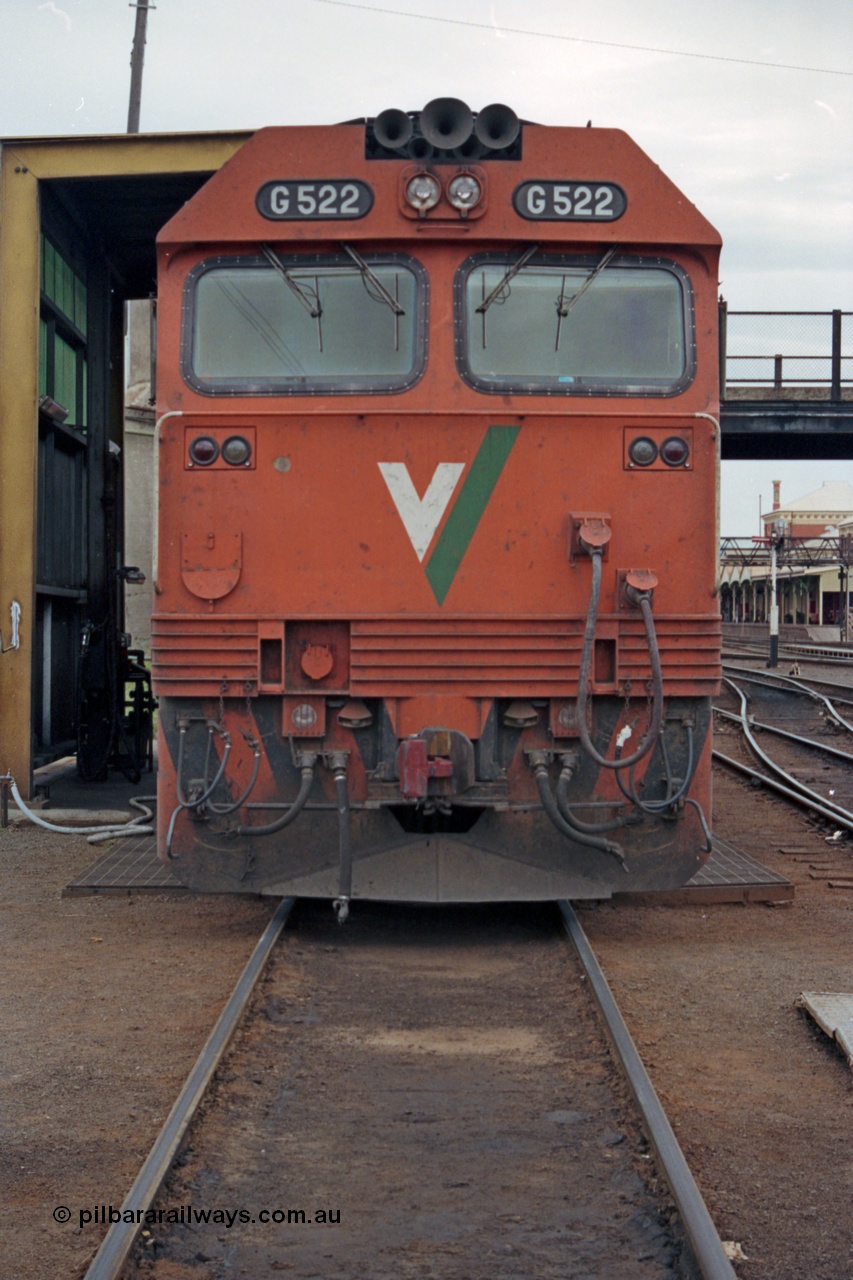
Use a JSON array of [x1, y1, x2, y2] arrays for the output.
[[127, 0, 151, 134]]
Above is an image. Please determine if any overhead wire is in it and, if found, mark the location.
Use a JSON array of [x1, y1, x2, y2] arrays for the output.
[[310, 0, 853, 78]]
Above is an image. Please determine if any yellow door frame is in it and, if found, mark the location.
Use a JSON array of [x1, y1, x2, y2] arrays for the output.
[[0, 133, 249, 793]]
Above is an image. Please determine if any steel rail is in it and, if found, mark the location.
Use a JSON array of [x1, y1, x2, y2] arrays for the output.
[[715, 705, 853, 766], [723, 660, 853, 704], [722, 642, 853, 667], [722, 663, 853, 732], [559, 902, 737, 1280], [83, 896, 295, 1280], [719, 677, 853, 829], [780, 644, 853, 665], [712, 749, 853, 831]]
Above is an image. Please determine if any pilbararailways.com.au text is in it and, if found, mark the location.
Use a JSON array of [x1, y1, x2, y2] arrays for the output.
[[62, 1205, 341, 1230]]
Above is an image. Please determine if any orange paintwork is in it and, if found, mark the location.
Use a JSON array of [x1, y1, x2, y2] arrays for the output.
[[152, 112, 722, 901]]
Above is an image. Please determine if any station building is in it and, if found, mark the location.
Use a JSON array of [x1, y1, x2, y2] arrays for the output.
[[719, 479, 853, 634]]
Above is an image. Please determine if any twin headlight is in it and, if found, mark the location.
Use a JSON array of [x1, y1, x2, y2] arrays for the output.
[[404, 170, 483, 217]]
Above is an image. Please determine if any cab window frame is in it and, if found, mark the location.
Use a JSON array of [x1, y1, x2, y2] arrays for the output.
[[181, 250, 429, 396], [453, 251, 696, 398]]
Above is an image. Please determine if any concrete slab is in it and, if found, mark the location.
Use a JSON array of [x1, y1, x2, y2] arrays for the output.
[[799, 992, 853, 1070]]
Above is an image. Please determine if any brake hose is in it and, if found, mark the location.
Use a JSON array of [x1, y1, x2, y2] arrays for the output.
[[332, 758, 353, 923], [234, 760, 316, 837], [555, 755, 629, 834]]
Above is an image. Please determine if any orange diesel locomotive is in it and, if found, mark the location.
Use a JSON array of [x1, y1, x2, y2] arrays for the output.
[[153, 101, 722, 912]]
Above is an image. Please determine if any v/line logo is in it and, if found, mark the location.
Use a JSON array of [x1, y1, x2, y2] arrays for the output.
[[379, 425, 520, 605]]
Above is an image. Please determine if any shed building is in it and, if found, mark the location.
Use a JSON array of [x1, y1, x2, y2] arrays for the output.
[[0, 131, 249, 794]]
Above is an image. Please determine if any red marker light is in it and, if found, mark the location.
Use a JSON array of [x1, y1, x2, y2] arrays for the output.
[[188, 435, 219, 466], [660, 436, 690, 467]]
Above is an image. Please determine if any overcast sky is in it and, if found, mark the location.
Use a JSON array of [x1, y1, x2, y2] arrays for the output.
[[3, 0, 851, 531]]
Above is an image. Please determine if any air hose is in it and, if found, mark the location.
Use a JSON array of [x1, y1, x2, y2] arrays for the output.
[[530, 755, 627, 871], [555, 754, 629, 834], [234, 761, 316, 837], [332, 758, 353, 923]]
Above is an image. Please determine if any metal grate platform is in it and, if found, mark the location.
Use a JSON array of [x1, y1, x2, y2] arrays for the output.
[[64, 833, 792, 903], [63, 836, 184, 897], [616, 836, 794, 906]]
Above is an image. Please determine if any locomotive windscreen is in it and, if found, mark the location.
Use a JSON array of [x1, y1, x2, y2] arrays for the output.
[[456, 254, 693, 396], [182, 251, 427, 395]]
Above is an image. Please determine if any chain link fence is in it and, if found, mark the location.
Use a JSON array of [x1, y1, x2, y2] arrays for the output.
[[720, 307, 852, 397]]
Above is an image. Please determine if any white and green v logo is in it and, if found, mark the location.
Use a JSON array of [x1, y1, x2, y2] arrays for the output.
[[379, 424, 520, 605]]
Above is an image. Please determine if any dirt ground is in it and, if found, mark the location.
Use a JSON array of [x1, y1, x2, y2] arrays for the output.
[[585, 768, 853, 1280], [2, 764, 852, 1279], [0, 783, 271, 1280]]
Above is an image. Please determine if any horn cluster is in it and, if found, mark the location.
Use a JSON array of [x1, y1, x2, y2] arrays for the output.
[[368, 98, 521, 161]]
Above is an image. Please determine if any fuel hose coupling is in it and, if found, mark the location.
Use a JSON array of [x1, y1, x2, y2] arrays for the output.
[[624, 568, 659, 607], [577, 516, 612, 557]]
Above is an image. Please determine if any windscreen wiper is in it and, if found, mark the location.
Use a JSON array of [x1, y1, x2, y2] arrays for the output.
[[555, 245, 619, 350], [261, 245, 322, 318], [341, 244, 405, 316], [476, 243, 541, 315]]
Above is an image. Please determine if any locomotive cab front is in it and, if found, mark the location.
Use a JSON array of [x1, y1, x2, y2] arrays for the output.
[[153, 102, 722, 908]]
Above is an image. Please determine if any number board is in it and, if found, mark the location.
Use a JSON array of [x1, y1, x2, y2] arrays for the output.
[[256, 180, 374, 221], [513, 181, 627, 222]]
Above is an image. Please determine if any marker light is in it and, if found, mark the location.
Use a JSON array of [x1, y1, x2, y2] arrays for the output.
[[660, 435, 690, 467], [627, 436, 658, 467], [447, 172, 482, 214], [188, 435, 219, 466], [221, 435, 252, 466], [405, 171, 441, 213]]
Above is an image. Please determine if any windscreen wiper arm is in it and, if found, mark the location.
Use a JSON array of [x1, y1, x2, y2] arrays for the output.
[[261, 244, 322, 318], [555, 245, 619, 348], [341, 243, 405, 315], [476, 243, 541, 314]]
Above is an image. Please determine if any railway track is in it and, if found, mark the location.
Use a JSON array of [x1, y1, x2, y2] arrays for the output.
[[84, 900, 736, 1280], [722, 640, 853, 669], [715, 664, 853, 835]]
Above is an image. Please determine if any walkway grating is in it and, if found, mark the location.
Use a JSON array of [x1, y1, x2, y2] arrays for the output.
[[64, 833, 792, 904]]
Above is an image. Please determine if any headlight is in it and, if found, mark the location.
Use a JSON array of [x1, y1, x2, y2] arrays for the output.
[[447, 172, 482, 214], [405, 171, 441, 213], [627, 436, 658, 467]]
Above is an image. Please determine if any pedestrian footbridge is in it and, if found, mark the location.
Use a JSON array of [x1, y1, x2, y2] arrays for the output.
[[720, 306, 853, 459]]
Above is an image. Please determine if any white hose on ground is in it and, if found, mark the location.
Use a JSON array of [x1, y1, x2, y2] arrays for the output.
[[8, 779, 154, 843]]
